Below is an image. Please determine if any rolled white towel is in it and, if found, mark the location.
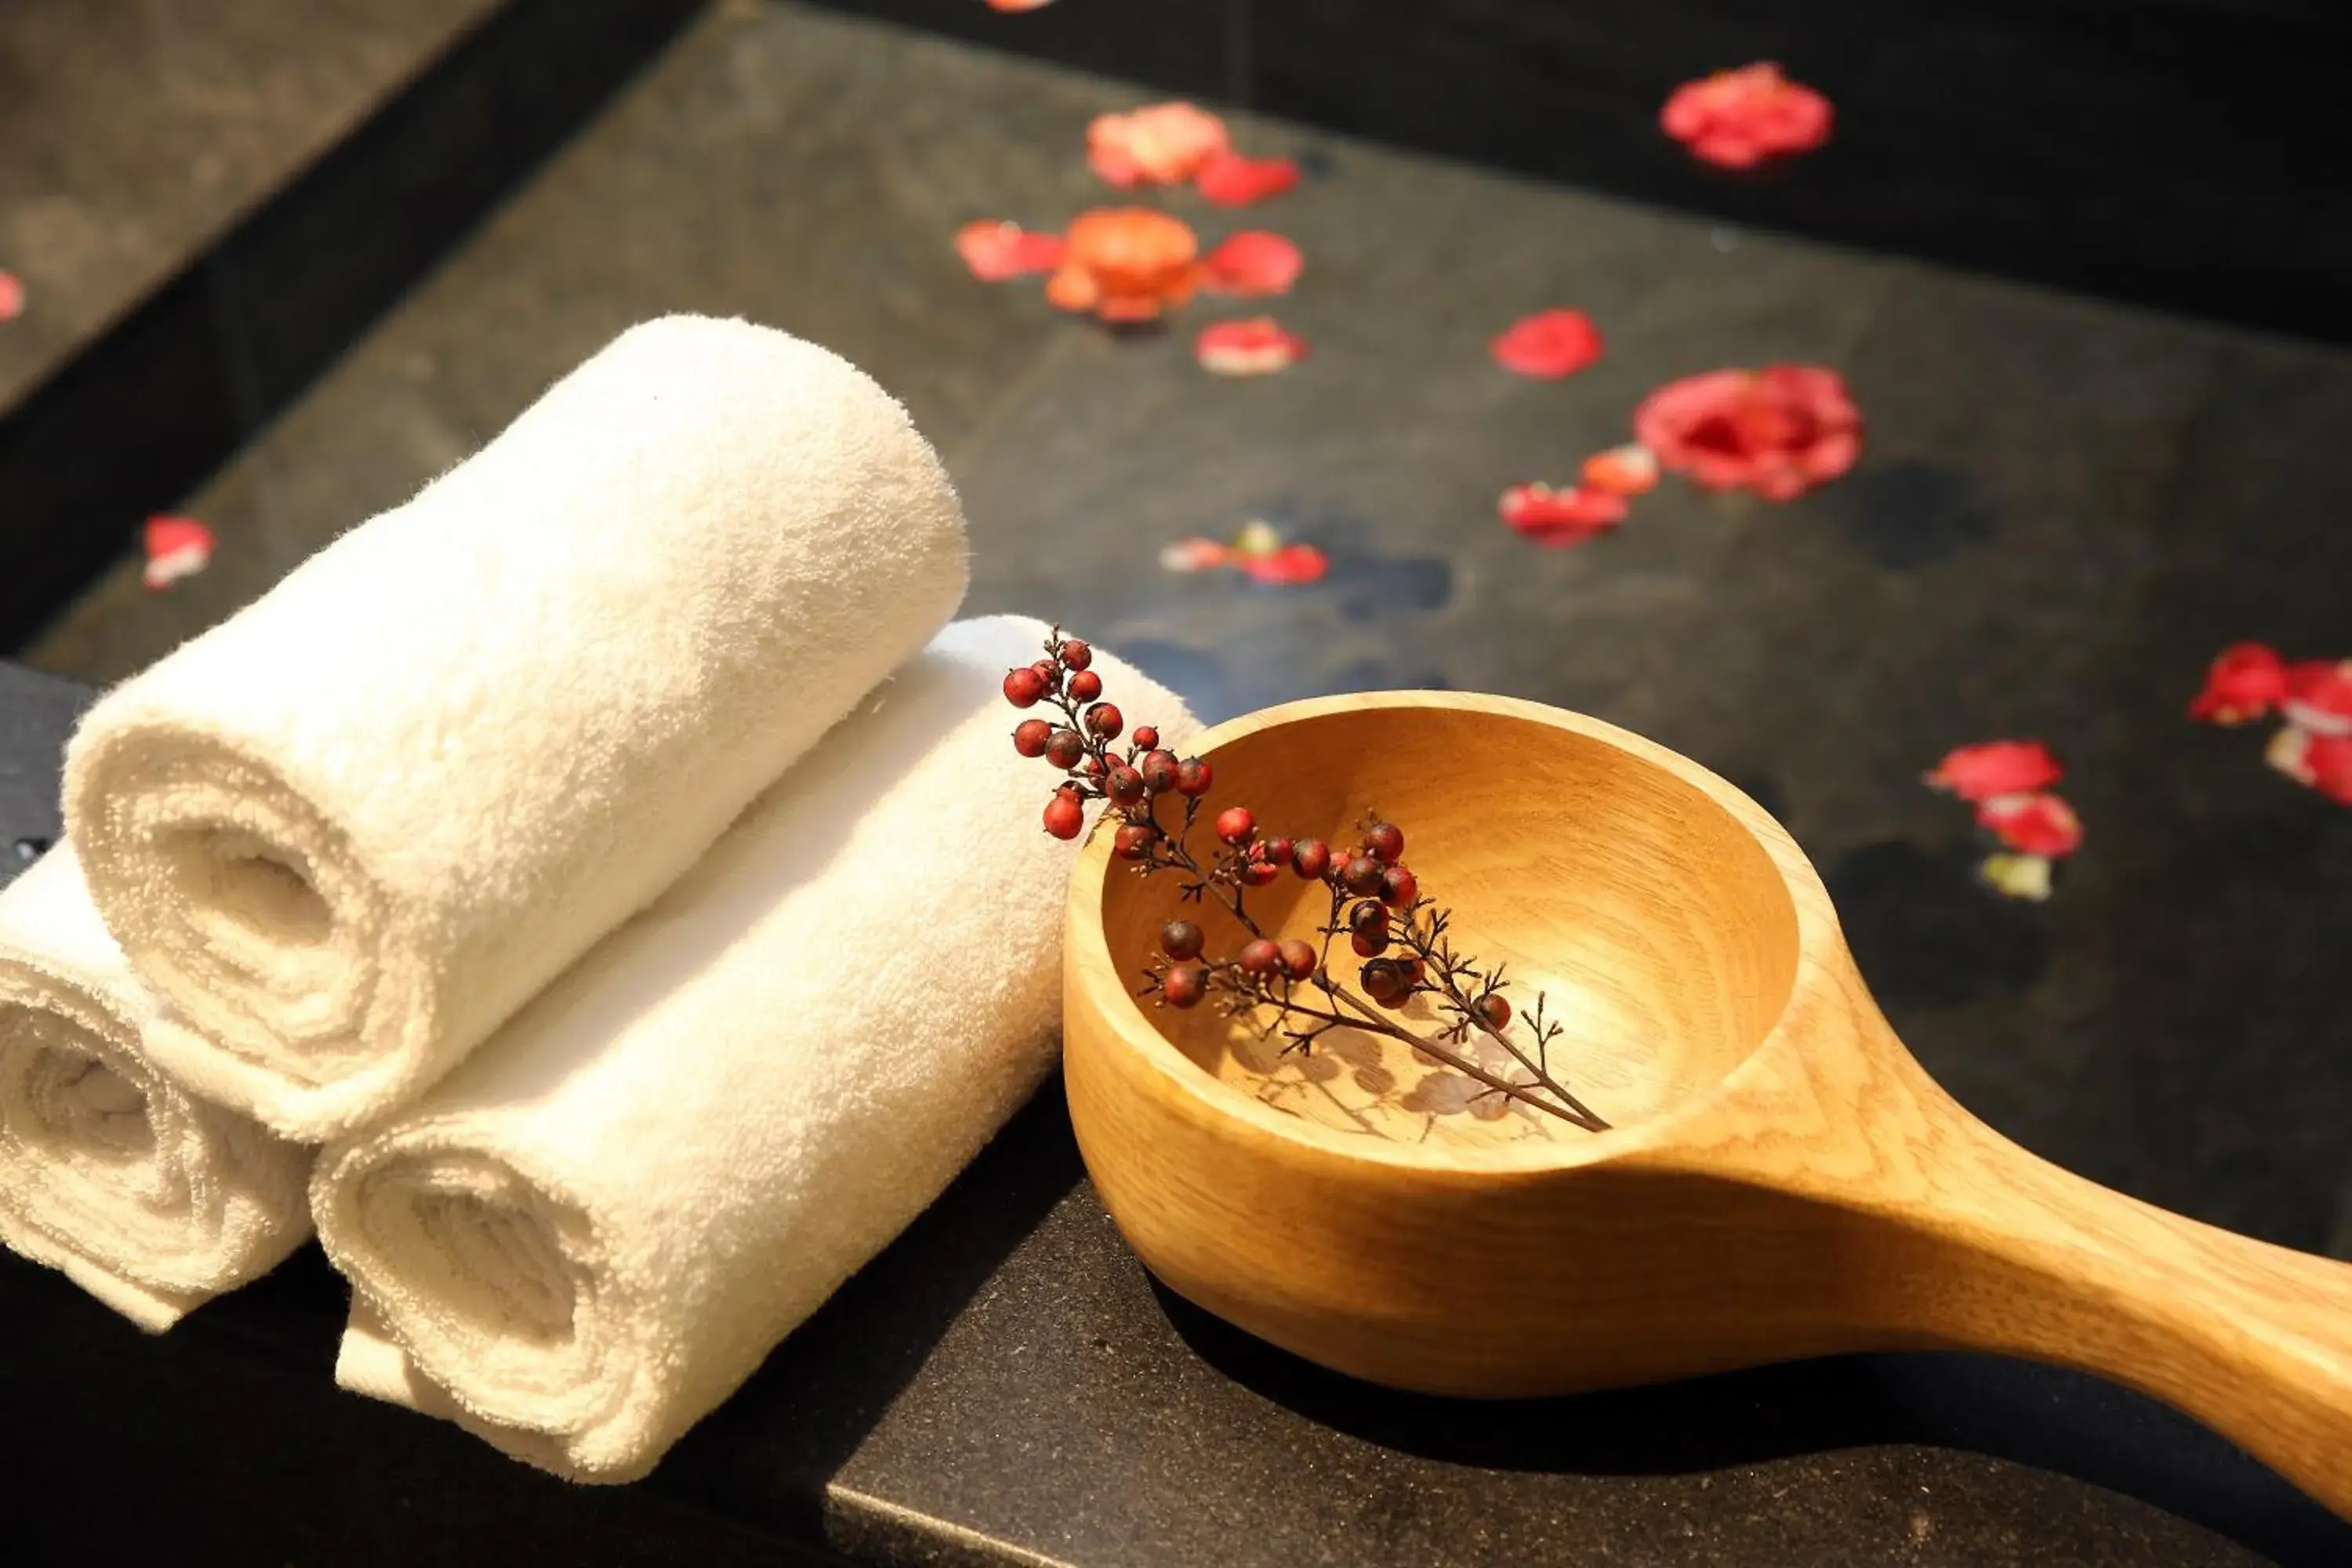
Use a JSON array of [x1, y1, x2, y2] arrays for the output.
[[65, 316, 969, 1141], [314, 617, 1194, 1482], [0, 844, 310, 1329]]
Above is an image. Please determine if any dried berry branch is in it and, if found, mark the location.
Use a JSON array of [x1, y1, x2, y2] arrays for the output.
[[1007, 627, 1606, 1132]]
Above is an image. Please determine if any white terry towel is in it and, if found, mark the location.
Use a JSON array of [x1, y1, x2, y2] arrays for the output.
[[65, 316, 970, 1141], [313, 616, 1194, 1482], [0, 843, 310, 1330]]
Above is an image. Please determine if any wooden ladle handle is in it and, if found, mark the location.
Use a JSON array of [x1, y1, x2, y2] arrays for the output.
[[1888, 1094, 2352, 1517]]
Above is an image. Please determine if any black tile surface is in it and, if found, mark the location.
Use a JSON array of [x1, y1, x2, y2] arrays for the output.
[[0, 0, 499, 416], [0, 662, 89, 889], [801, 0, 1240, 101], [0, 0, 705, 648], [10, 4, 2352, 1565], [815, 0, 2352, 343]]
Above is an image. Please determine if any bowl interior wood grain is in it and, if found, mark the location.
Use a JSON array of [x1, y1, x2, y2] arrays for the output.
[[1095, 702, 1801, 1148]]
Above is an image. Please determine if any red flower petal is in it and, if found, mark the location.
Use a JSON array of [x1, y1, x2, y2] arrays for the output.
[[0, 270, 22, 321], [1634, 365, 1862, 500], [1490, 309, 1604, 379], [1661, 63, 1833, 169], [1581, 444, 1660, 497], [1194, 151, 1301, 207], [1087, 103, 1231, 189], [2305, 735, 2352, 805], [1195, 317, 1307, 376], [1976, 792, 2083, 858], [1499, 483, 1628, 547], [1237, 543, 1329, 585], [2187, 643, 2287, 724], [956, 220, 1066, 281], [1925, 740, 2064, 802], [1200, 231, 1302, 296], [142, 515, 214, 590], [2281, 659, 2352, 737]]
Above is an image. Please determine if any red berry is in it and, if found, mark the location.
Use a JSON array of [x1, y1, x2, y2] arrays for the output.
[[1160, 964, 1206, 1009], [1106, 764, 1145, 805], [1290, 838, 1330, 879], [1238, 938, 1281, 976], [1262, 837, 1293, 867], [1160, 920, 1205, 960], [1277, 938, 1317, 980], [1175, 758, 1214, 797], [1350, 931, 1387, 958], [1086, 702, 1123, 739], [1348, 899, 1388, 942], [1114, 822, 1159, 860], [1013, 718, 1052, 757], [1059, 637, 1094, 671], [1031, 659, 1059, 683], [1216, 806, 1255, 844], [1360, 958, 1406, 1005], [1479, 994, 1512, 1030], [1004, 668, 1047, 708], [1381, 865, 1418, 908], [1079, 755, 1105, 779], [1139, 749, 1180, 793], [1132, 725, 1160, 750], [1045, 728, 1086, 769], [1069, 670, 1104, 702], [1399, 956, 1426, 988], [1341, 855, 1385, 897], [1363, 821, 1405, 863], [1042, 790, 1085, 840], [1243, 858, 1282, 887]]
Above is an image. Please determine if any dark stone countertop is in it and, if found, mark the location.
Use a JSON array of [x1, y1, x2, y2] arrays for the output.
[[0, 0, 501, 416], [9, 4, 2352, 1564]]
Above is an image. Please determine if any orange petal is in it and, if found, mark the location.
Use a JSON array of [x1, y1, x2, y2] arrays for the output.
[[1044, 264, 1100, 314], [1580, 444, 1660, 496]]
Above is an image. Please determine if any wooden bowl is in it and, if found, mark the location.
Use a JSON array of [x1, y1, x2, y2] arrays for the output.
[[1062, 691, 2352, 1519]]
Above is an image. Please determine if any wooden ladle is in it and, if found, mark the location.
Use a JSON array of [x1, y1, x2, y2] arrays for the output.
[[1062, 691, 2352, 1519]]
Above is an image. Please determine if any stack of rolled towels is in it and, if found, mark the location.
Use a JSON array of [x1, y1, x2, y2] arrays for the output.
[[0, 315, 1190, 1482]]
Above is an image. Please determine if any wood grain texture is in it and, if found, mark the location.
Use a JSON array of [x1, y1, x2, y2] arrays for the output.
[[1062, 690, 2352, 1519]]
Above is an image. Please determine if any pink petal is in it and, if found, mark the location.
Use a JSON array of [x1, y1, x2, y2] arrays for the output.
[[1200, 231, 1302, 296], [1693, 132, 1766, 169], [1160, 537, 1232, 573], [956, 220, 1065, 281], [1800, 429, 1864, 482], [1087, 103, 1231, 189], [1195, 151, 1301, 207], [142, 516, 214, 590], [1195, 317, 1307, 376]]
